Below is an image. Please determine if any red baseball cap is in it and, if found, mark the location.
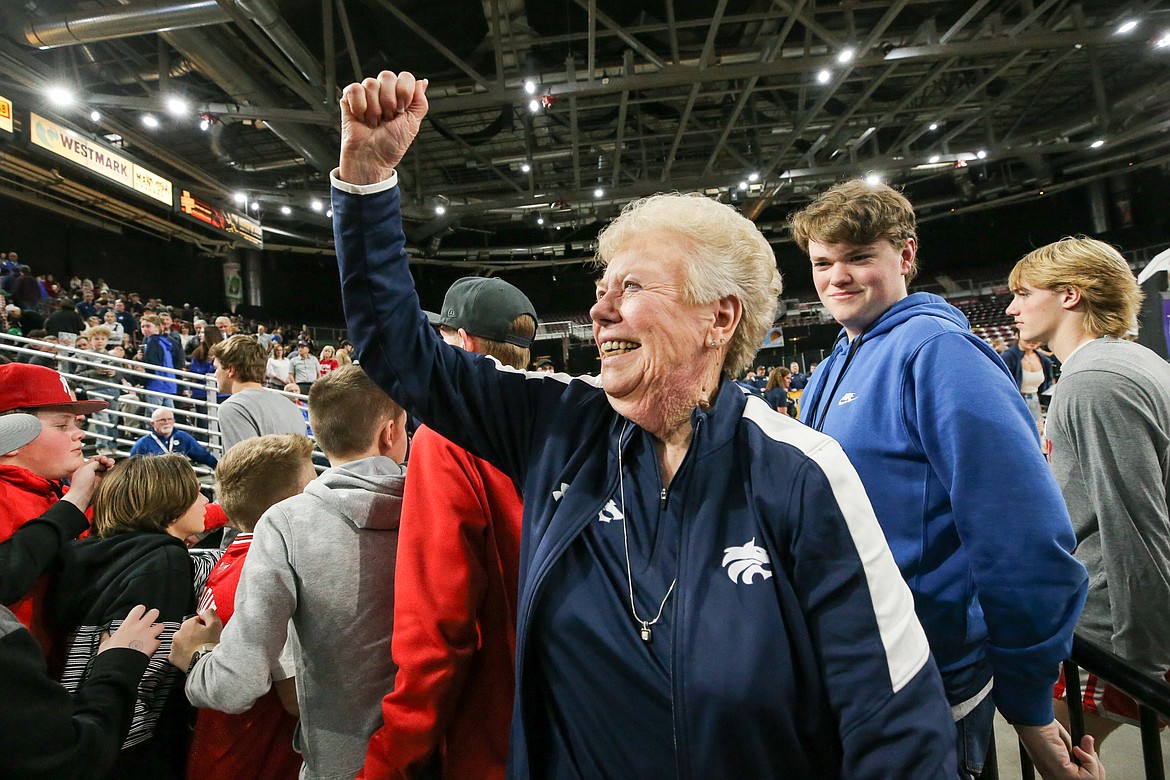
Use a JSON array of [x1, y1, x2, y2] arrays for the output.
[[0, 364, 108, 415]]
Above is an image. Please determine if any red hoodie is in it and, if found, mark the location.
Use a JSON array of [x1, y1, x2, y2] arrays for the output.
[[358, 426, 522, 780], [0, 464, 67, 663]]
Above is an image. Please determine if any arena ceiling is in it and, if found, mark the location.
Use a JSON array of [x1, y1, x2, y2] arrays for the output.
[[1, 0, 1168, 264]]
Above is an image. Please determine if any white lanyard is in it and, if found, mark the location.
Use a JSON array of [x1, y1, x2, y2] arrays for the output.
[[150, 433, 176, 453]]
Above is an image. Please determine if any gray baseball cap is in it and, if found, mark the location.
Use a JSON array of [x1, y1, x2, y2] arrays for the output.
[[433, 277, 538, 348], [0, 413, 42, 455]]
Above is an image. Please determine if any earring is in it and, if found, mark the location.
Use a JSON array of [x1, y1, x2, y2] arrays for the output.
[[710, 340, 717, 347]]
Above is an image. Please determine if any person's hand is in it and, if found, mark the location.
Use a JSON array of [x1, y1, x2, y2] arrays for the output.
[[63, 455, 115, 510], [339, 70, 429, 185], [166, 609, 222, 671], [1015, 721, 1107, 779], [99, 605, 164, 658]]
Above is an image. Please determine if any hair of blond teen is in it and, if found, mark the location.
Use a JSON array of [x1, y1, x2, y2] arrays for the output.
[[92, 454, 199, 537], [209, 334, 267, 384], [788, 179, 920, 284], [214, 434, 315, 531], [439, 313, 535, 370], [1009, 236, 1143, 338], [308, 365, 404, 459], [595, 192, 782, 378]]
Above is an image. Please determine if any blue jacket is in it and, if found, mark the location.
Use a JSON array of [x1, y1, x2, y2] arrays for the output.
[[140, 334, 184, 395], [333, 180, 956, 778], [130, 429, 218, 468], [999, 344, 1055, 395], [800, 293, 1086, 725]]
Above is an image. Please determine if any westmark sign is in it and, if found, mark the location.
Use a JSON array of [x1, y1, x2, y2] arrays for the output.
[[0, 95, 12, 134], [29, 113, 173, 206]]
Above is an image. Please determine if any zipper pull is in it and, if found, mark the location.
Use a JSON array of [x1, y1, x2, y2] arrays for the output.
[[660, 486, 668, 510]]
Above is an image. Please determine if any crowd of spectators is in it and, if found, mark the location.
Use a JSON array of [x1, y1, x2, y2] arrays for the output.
[[0, 69, 1164, 780]]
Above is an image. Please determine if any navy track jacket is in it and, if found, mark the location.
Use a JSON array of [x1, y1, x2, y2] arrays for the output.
[[332, 175, 957, 779]]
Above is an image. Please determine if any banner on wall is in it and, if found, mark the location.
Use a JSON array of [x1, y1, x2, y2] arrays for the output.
[[223, 261, 244, 312], [0, 95, 12, 134], [179, 189, 263, 249], [28, 113, 172, 205], [760, 326, 785, 349]]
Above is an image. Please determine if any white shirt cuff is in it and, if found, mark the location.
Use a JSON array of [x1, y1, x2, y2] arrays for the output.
[[329, 168, 398, 194]]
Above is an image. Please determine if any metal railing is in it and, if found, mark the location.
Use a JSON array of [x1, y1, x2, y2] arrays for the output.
[[981, 634, 1170, 779], [0, 332, 317, 475]]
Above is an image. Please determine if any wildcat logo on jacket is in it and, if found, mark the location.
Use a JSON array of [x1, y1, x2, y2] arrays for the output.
[[722, 538, 774, 584]]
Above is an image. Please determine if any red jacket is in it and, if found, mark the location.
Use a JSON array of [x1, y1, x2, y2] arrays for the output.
[[0, 465, 67, 664], [358, 426, 522, 780], [187, 533, 301, 780]]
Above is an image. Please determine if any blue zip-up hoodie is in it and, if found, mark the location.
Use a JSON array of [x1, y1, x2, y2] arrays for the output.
[[800, 293, 1087, 726], [332, 178, 957, 778]]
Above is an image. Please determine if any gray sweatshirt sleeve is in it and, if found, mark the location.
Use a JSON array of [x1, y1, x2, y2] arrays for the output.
[[184, 510, 298, 713], [1053, 372, 1170, 677]]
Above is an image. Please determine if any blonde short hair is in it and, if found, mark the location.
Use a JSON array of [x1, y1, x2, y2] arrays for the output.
[[210, 334, 267, 383], [92, 455, 200, 537], [309, 365, 404, 459], [215, 434, 315, 531], [789, 179, 920, 283], [596, 193, 782, 377], [439, 314, 534, 370], [1009, 236, 1143, 338], [84, 325, 112, 340]]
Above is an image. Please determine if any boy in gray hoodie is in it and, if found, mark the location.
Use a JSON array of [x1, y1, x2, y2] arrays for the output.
[[169, 365, 409, 780]]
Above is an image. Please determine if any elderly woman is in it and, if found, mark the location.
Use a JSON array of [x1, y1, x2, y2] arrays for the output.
[[331, 71, 955, 778]]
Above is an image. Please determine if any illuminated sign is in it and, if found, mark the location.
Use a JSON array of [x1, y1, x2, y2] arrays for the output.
[[179, 189, 264, 249], [29, 113, 173, 205], [0, 95, 12, 134]]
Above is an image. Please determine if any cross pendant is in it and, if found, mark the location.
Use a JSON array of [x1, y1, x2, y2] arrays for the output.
[[639, 624, 652, 642]]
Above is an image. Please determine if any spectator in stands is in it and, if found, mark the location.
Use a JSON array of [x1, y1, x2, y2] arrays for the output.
[[533, 357, 555, 373], [186, 325, 223, 419], [44, 299, 85, 338], [214, 316, 234, 336], [4, 305, 20, 336], [10, 267, 42, 309], [786, 361, 809, 390], [334, 72, 957, 778], [254, 324, 272, 352], [171, 366, 409, 779], [102, 309, 125, 343], [158, 311, 182, 352], [999, 335, 1055, 425], [359, 277, 535, 780], [334, 348, 352, 368], [21, 331, 58, 368], [137, 314, 184, 410], [53, 454, 217, 778], [125, 293, 144, 317], [181, 434, 314, 780], [762, 367, 795, 417], [747, 364, 768, 391], [210, 335, 306, 452], [264, 342, 292, 390], [318, 344, 339, 376], [0, 363, 109, 663], [338, 339, 353, 357], [111, 300, 138, 341], [78, 326, 127, 456], [1007, 237, 1170, 747], [791, 179, 1090, 779], [288, 341, 320, 394], [130, 408, 217, 469], [77, 289, 99, 321]]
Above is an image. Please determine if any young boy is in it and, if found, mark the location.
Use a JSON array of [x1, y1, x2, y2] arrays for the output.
[[170, 365, 409, 779], [209, 335, 306, 453], [185, 434, 316, 780], [0, 363, 109, 661]]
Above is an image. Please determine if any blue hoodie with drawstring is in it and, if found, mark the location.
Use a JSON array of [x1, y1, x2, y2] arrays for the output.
[[800, 292, 1087, 726]]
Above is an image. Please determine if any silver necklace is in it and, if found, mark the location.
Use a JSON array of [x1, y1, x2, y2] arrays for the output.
[[617, 422, 677, 643]]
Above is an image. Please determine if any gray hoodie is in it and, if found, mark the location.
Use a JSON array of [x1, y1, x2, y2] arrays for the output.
[[185, 456, 405, 780]]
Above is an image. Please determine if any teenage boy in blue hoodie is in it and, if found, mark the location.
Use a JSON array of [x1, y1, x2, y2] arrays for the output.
[[791, 180, 1091, 780]]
